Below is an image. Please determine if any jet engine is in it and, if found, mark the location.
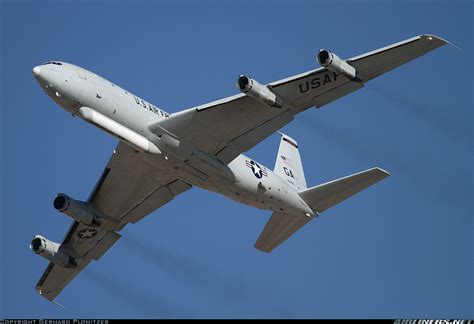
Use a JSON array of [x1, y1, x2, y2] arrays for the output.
[[53, 193, 97, 225], [317, 50, 363, 82], [30, 235, 76, 268], [236, 75, 283, 108]]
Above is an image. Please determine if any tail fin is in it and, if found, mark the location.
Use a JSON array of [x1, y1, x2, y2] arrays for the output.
[[274, 132, 307, 191]]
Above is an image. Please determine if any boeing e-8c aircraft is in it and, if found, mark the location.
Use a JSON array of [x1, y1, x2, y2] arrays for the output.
[[31, 34, 449, 301]]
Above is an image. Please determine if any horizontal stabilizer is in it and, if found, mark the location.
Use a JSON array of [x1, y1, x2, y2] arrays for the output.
[[298, 167, 390, 213], [255, 167, 389, 253], [255, 212, 314, 253]]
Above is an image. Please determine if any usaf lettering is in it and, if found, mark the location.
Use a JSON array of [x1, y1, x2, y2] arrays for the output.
[[298, 72, 339, 93]]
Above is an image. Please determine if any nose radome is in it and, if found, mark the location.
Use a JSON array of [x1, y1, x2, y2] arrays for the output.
[[32, 66, 41, 76]]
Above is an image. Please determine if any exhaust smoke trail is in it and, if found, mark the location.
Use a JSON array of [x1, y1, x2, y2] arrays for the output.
[[295, 113, 413, 174], [366, 83, 471, 146], [295, 112, 471, 211], [120, 234, 247, 301], [83, 266, 190, 318], [296, 115, 373, 163], [120, 235, 292, 317]]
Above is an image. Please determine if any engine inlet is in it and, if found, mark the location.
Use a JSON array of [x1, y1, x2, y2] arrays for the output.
[[237, 75, 250, 91], [30, 237, 44, 254], [318, 50, 330, 65], [53, 194, 68, 210]]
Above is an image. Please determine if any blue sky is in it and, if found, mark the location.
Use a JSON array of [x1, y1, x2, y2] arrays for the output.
[[1, 0, 472, 319]]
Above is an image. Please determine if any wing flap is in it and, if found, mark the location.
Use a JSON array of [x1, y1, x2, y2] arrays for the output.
[[121, 179, 191, 225], [36, 260, 91, 301], [123, 186, 173, 224], [167, 178, 192, 196], [86, 231, 121, 260], [313, 81, 364, 108], [215, 110, 294, 163]]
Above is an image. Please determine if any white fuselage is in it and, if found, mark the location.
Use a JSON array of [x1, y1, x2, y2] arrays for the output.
[[33, 62, 313, 217]]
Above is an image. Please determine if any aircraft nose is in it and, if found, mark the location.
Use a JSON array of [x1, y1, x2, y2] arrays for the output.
[[32, 66, 41, 77]]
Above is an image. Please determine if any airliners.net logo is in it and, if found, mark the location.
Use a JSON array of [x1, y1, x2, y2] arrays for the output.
[[395, 320, 473, 324]]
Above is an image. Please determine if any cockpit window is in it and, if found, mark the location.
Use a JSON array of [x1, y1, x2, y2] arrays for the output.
[[41, 61, 62, 65]]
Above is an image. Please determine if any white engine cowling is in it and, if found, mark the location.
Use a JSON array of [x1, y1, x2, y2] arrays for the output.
[[53, 193, 97, 225], [236, 75, 283, 108], [317, 50, 363, 82], [30, 235, 76, 268]]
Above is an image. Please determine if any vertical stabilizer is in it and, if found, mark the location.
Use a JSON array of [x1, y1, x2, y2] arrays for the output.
[[274, 133, 307, 191]]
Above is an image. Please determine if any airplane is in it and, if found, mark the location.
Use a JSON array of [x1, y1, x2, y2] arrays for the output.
[[30, 34, 450, 301]]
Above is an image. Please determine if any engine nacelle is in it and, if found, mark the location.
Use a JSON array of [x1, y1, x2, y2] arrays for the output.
[[317, 50, 363, 82], [236, 75, 283, 108], [53, 193, 97, 225], [30, 235, 76, 268]]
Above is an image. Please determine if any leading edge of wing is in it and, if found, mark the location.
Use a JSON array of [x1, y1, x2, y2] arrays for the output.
[[264, 34, 451, 88], [348, 34, 453, 62], [181, 34, 450, 114], [189, 66, 324, 113]]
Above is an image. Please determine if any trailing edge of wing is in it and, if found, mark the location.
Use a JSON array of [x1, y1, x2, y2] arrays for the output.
[[36, 260, 91, 301]]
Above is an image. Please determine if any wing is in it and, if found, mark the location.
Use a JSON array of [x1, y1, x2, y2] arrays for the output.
[[149, 34, 449, 164], [35, 141, 192, 300]]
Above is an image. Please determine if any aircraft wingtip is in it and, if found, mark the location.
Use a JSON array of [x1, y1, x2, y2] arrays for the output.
[[37, 287, 63, 307], [374, 167, 391, 177], [52, 299, 65, 309], [422, 34, 461, 51]]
